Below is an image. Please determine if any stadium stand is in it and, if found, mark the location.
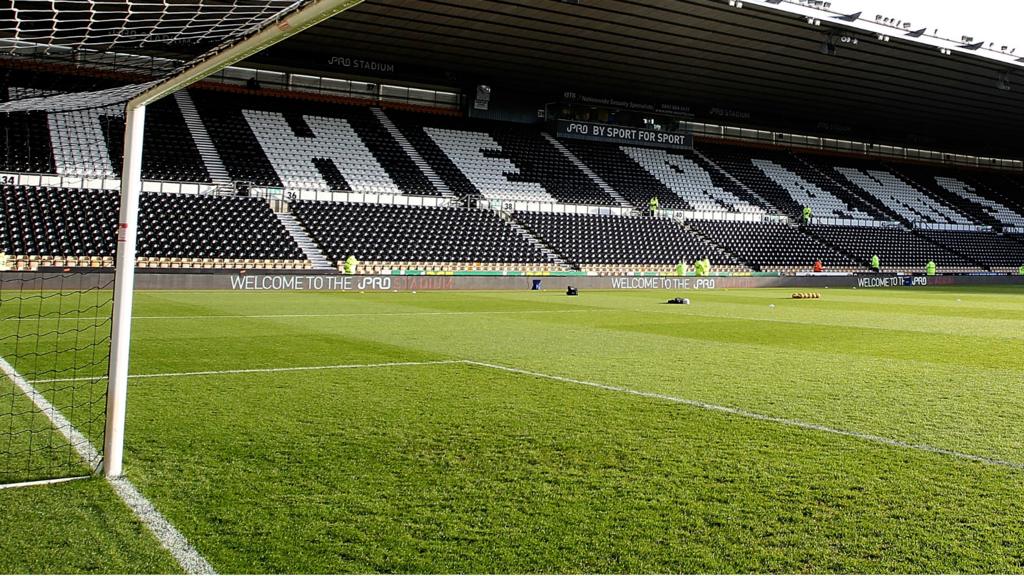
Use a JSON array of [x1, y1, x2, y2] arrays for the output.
[[805, 224, 979, 272], [53, 106, 124, 179], [620, 146, 766, 214], [563, 140, 685, 210], [2, 71, 1022, 276], [103, 98, 211, 183], [290, 200, 556, 271], [2, 73, 209, 182], [0, 111, 53, 174], [913, 229, 1024, 270], [192, 90, 438, 195], [137, 192, 304, 263], [995, 172, 1024, 201], [423, 125, 556, 203], [387, 112, 481, 200], [686, 220, 861, 272], [934, 177, 1024, 229], [0, 186, 116, 259], [243, 107, 401, 194], [489, 124, 614, 205], [0, 185, 306, 269], [958, 172, 1024, 217], [192, 92, 281, 187], [698, 142, 885, 222], [894, 164, 1024, 231], [563, 139, 767, 214], [512, 211, 747, 273], [386, 112, 614, 205], [803, 155, 977, 227]]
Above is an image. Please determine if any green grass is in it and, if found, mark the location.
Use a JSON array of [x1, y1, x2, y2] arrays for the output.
[[0, 478, 179, 573], [2, 286, 1024, 573], [0, 378, 91, 482], [0, 288, 110, 483]]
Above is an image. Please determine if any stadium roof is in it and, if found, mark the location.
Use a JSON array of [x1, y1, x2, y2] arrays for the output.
[[259, 0, 1024, 158]]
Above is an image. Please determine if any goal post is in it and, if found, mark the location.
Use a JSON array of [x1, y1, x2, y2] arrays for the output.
[[0, 0, 365, 484], [103, 0, 365, 477], [104, 102, 145, 479]]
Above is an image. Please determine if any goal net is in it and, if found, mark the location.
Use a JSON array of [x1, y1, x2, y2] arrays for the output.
[[0, 273, 113, 484], [0, 0, 362, 486]]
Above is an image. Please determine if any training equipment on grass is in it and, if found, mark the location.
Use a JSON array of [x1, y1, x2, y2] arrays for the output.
[[667, 297, 691, 305], [791, 293, 821, 300]]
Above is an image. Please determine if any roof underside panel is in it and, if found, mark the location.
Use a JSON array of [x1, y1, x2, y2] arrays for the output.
[[257, 0, 1023, 157]]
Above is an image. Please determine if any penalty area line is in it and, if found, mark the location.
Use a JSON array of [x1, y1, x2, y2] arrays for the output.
[[23, 357, 1019, 475], [0, 356, 215, 575], [29, 360, 466, 384], [461, 360, 1024, 472]]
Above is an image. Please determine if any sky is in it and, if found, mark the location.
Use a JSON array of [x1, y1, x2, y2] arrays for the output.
[[827, 0, 1023, 49]]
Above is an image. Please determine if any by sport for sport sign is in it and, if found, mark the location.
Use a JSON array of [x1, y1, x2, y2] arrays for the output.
[[556, 120, 693, 150]]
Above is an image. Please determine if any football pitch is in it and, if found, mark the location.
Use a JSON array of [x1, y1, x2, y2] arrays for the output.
[[2, 285, 1024, 573]]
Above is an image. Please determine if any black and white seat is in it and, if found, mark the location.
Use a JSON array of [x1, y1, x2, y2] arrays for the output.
[[513, 211, 743, 270], [688, 220, 859, 272], [805, 224, 978, 271], [195, 90, 437, 195], [388, 112, 616, 205], [831, 165, 975, 226], [423, 126, 556, 202], [242, 109, 401, 194], [0, 185, 302, 264], [291, 200, 552, 266], [620, 146, 765, 214]]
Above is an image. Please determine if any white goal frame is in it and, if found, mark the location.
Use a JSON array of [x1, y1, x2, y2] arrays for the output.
[[103, 0, 365, 477]]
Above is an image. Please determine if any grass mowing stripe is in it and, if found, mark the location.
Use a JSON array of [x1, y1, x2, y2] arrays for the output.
[[117, 289, 1024, 462], [0, 356, 213, 575], [0, 309, 603, 322], [124, 362, 1024, 573], [636, 307, 1024, 339], [40, 354, 1024, 473], [463, 360, 1024, 472]]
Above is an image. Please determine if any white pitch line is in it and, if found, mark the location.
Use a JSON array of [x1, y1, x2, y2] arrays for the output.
[[462, 360, 1024, 472], [29, 360, 465, 384], [25, 357, 1024, 471], [107, 476, 214, 575], [0, 475, 90, 491], [31, 357, 1024, 470], [1, 357, 102, 471], [132, 309, 598, 320], [0, 357, 215, 574]]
